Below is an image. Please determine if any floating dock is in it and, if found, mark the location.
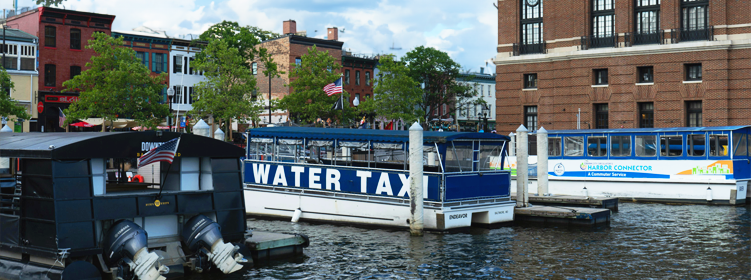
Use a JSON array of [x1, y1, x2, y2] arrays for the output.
[[244, 231, 309, 265], [511, 194, 619, 211], [514, 205, 611, 226]]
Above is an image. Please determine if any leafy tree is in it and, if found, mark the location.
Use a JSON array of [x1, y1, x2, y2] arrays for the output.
[[36, 0, 64, 7], [453, 75, 489, 132], [63, 32, 168, 130], [402, 46, 473, 126], [359, 55, 422, 123], [279, 45, 356, 125], [197, 21, 279, 69], [190, 39, 264, 140], [0, 66, 31, 123]]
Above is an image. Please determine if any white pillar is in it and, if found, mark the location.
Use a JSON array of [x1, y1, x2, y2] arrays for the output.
[[509, 132, 515, 157], [409, 122, 424, 236], [214, 128, 225, 141], [536, 127, 549, 196], [516, 125, 529, 208], [192, 119, 211, 138]]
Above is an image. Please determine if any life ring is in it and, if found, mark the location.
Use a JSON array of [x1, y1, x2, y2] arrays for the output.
[[132, 175, 144, 183]]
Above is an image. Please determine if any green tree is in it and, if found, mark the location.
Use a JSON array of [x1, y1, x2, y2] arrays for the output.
[[197, 21, 279, 69], [63, 32, 168, 130], [279, 45, 355, 125], [190, 39, 263, 140], [0, 67, 31, 123], [453, 74, 488, 132], [359, 54, 422, 123], [36, 0, 64, 7]]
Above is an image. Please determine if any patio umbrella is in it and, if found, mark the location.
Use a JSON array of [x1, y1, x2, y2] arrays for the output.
[[70, 121, 97, 127]]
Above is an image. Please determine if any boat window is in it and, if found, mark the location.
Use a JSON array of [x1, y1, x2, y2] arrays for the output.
[[564, 137, 584, 157], [635, 135, 657, 157], [277, 140, 303, 163], [0, 157, 10, 176], [248, 142, 273, 161], [610, 135, 631, 157], [733, 133, 748, 157], [548, 137, 561, 157], [374, 143, 406, 169], [709, 135, 728, 156], [445, 143, 473, 172], [479, 142, 505, 171], [587, 136, 607, 157], [660, 136, 683, 157], [423, 146, 441, 168], [687, 134, 706, 157]]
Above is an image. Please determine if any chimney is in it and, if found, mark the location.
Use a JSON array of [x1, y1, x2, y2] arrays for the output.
[[327, 27, 338, 41], [283, 20, 297, 35]]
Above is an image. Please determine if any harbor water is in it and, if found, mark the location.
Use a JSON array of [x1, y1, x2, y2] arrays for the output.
[[191, 203, 750, 279]]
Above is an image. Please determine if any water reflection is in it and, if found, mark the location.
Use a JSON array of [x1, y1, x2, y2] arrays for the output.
[[189, 203, 750, 279]]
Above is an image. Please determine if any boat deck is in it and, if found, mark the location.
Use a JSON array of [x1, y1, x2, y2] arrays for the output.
[[514, 205, 611, 226], [511, 194, 619, 211]]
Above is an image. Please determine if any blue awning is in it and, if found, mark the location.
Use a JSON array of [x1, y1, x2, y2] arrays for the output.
[[246, 127, 510, 143], [540, 126, 751, 135]]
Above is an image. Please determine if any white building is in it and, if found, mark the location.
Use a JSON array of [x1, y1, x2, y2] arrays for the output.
[[456, 68, 496, 132], [168, 37, 205, 128]]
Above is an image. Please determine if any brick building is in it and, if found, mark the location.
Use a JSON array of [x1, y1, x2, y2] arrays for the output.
[[342, 52, 378, 108], [494, 0, 751, 134], [253, 20, 344, 125], [6, 7, 115, 132]]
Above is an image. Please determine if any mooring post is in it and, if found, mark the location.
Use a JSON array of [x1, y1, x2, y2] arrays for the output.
[[516, 125, 529, 208], [537, 127, 549, 196], [409, 122, 424, 236]]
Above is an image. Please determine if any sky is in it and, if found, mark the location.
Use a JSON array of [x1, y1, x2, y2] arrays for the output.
[[1, 0, 498, 73]]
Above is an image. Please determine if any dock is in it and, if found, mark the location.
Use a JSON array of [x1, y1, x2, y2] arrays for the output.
[[511, 194, 619, 211], [514, 205, 611, 226], [244, 231, 310, 265]]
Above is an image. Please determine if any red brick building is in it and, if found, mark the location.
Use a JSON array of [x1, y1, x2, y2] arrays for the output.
[[494, 0, 751, 134], [112, 30, 172, 98], [342, 53, 378, 107], [7, 7, 115, 132]]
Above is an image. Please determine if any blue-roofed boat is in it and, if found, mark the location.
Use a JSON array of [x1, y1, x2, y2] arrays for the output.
[[243, 127, 515, 230], [506, 126, 750, 205]]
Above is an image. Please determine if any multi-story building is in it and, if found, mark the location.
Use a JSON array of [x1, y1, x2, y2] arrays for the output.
[[6, 7, 115, 132], [342, 52, 378, 107], [168, 37, 205, 130], [457, 68, 497, 132], [0, 28, 38, 132], [494, 0, 751, 134], [253, 20, 344, 125]]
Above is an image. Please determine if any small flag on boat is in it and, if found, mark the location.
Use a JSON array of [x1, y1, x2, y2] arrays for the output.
[[138, 137, 181, 168], [58, 108, 66, 128], [323, 78, 343, 96]]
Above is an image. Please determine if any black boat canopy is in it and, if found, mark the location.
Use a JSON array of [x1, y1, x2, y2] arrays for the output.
[[0, 132, 244, 159], [247, 127, 510, 143]]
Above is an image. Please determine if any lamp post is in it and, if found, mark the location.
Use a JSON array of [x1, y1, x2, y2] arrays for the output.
[[478, 105, 489, 133], [167, 88, 174, 132]]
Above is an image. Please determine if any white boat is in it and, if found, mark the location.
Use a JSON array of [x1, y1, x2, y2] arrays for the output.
[[243, 127, 515, 230], [506, 126, 750, 205]]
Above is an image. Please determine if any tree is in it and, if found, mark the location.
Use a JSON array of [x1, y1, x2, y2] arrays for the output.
[[453, 74, 489, 132], [197, 21, 279, 69], [359, 55, 422, 123], [402, 46, 473, 126], [190, 39, 264, 140], [36, 0, 64, 7], [63, 32, 169, 130], [0, 67, 31, 124], [279, 45, 356, 125]]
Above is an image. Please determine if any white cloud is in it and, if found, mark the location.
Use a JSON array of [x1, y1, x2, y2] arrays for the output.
[[1, 0, 497, 72]]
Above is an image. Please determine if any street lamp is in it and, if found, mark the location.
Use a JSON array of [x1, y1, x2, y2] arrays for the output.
[[167, 88, 174, 132], [478, 105, 489, 133]]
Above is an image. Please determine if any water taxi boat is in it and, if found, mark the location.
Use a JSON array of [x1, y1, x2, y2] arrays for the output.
[[243, 127, 515, 230], [507, 126, 750, 205]]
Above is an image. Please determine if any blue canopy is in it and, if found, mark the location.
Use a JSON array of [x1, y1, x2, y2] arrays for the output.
[[247, 127, 510, 143], [541, 126, 750, 135]]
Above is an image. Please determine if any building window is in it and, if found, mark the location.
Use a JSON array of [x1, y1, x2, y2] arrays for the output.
[[44, 26, 56, 47], [685, 63, 702, 81], [595, 104, 609, 129], [681, 0, 708, 40], [189, 58, 194, 75], [20, 57, 35, 71], [345, 70, 350, 85], [639, 102, 654, 128], [594, 69, 608, 85], [366, 72, 371, 86], [635, 0, 661, 45], [137, 52, 149, 69], [637, 66, 654, 83], [521, 0, 543, 53], [355, 71, 360, 85], [44, 64, 56, 87], [70, 29, 81, 50], [172, 86, 182, 104], [152, 53, 167, 73], [524, 106, 537, 130], [592, 0, 615, 47], [686, 101, 702, 127], [523, 73, 537, 89], [252, 62, 257, 75], [295, 57, 301, 66], [70, 66, 81, 80], [173, 56, 182, 74]]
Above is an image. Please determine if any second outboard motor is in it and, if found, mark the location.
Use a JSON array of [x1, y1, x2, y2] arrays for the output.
[[181, 215, 244, 274], [103, 220, 168, 280]]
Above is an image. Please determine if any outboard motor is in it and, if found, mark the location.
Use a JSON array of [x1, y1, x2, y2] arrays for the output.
[[181, 215, 244, 274], [103, 220, 168, 280]]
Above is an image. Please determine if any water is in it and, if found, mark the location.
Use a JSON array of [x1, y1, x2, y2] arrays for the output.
[[192, 203, 750, 279]]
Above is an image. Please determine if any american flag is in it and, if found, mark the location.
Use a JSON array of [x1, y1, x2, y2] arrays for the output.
[[323, 78, 343, 96], [138, 137, 181, 168], [58, 108, 66, 128]]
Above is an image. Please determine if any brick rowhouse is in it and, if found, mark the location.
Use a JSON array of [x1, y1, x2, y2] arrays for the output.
[[7, 7, 115, 132], [494, 0, 751, 135]]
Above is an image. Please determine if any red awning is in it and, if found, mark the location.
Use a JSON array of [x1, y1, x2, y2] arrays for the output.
[[70, 121, 97, 127]]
